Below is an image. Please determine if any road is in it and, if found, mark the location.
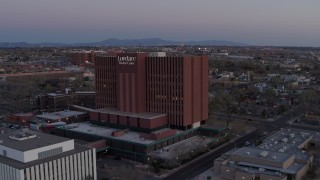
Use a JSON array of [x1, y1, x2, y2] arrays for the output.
[[163, 130, 257, 180]]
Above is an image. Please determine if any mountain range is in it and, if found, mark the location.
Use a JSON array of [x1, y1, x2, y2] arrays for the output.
[[0, 38, 248, 48]]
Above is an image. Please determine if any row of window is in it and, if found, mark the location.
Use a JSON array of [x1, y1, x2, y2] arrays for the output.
[[38, 147, 63, 159]]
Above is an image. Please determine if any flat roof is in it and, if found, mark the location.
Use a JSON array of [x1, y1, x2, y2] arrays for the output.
[[0, 129, 71, 151], [60, 122, 154, 145], [59, 122, 182, 145], [231, 147, 292, 163], [258, 128, 316, 161], [149, 136, 216, 160], [36, 110, 87, 121], [47, 93, 64, 97], [0, 144, 90, 170], [95, 108, 167, 119]]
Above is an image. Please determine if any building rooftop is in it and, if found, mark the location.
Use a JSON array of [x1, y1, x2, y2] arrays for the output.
[[59, 122, 182, 145], [149, 136, 216, 160], [36, 110, 87, 121], [0, 129, 71, 151], [217, 128, 319, 178], [231, 147, 292, 163], [0, 144, 90, 169], [258, 128, 316, 161]]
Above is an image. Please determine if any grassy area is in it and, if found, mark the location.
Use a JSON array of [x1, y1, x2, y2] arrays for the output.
[[207, 115, 254, 134]]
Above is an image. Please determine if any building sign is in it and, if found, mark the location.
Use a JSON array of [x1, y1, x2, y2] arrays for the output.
[[118, 56, 136, 65]]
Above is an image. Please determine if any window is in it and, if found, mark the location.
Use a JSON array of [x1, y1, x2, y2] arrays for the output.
[[38, 147, 63, 159]]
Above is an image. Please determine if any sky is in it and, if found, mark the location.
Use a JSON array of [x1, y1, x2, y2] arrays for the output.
[[1, 0, 320, 46]]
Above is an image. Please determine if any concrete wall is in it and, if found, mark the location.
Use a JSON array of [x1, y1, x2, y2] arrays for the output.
[[220, 165, 235, 180], [0, 161, 23, 180], [235, 171, 255, 180], [24, 140, 74, 163], [0, 149, 96, 180], [295, 163, 309, 180], [230, 153, 295, 169], [260, 174, 287, 180]]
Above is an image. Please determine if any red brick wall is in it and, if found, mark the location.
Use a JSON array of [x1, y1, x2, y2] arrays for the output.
[[110, 114, 117, 124], [112, 130, 125, 137], [95, 56, 117, 109], [140, 115, 167, 129], [100, 112, 108, 122], [129, 117, 138, 127], [140, 129, 177, 140], [119, 116, 127, 125], [90, 111, 100, 121]]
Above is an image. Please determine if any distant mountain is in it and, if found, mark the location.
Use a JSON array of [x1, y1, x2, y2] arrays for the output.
[[83, 38, 178, 46], [0, 38, 248, 47], [0, 42, 67, 48], [0, 42, 31, 48]]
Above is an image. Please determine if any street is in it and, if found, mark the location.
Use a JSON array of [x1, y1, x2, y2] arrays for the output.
[[163, 130, 257, 180]]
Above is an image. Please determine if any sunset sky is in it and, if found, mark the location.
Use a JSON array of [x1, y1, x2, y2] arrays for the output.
[[1, 0, 320, 46]]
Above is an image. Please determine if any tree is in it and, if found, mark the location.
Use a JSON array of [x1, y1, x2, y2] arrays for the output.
[[264, 88, 276, 105], [271, 78, 282, 88], [232, 88, 245, 107], [215, 90, 235, 127], [45, 84, 53, 93], [299, 90, 319, 116], [278, 104, 288, 114]]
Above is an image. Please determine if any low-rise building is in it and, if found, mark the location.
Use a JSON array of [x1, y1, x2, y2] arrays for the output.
[[214, 128, 319, 180], [54, 122, 226, 161], [0, 128, 97, 180]]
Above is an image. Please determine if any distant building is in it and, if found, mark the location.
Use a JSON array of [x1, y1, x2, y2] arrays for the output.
[[7, 112, 34, 126], [69, 50, 96, 66], [38, 91, 96, 112], [35, 110, 88, 123], [214, 128, 319, 180], [0, 128, 96, 180], [54, 122, 226, 161]]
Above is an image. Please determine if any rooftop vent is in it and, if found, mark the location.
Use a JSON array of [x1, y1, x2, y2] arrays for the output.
[[259, 168, 266, 172], [9, 132, 37, 141], [272, 155, 277, 159], [289, 133, 295, 138], [260, 151, 269, 157], [278, 148, 285, 152], [246, 151, 251, 155]]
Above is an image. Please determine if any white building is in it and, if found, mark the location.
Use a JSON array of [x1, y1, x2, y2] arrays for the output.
[[214, 128, 318, 180], [148, 52, 167, 57], [0, 128, 96, 180]]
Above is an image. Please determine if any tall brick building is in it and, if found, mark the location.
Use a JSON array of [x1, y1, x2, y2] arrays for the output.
[[92, 52, 208, 131], [69, 51, 95, 65]]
